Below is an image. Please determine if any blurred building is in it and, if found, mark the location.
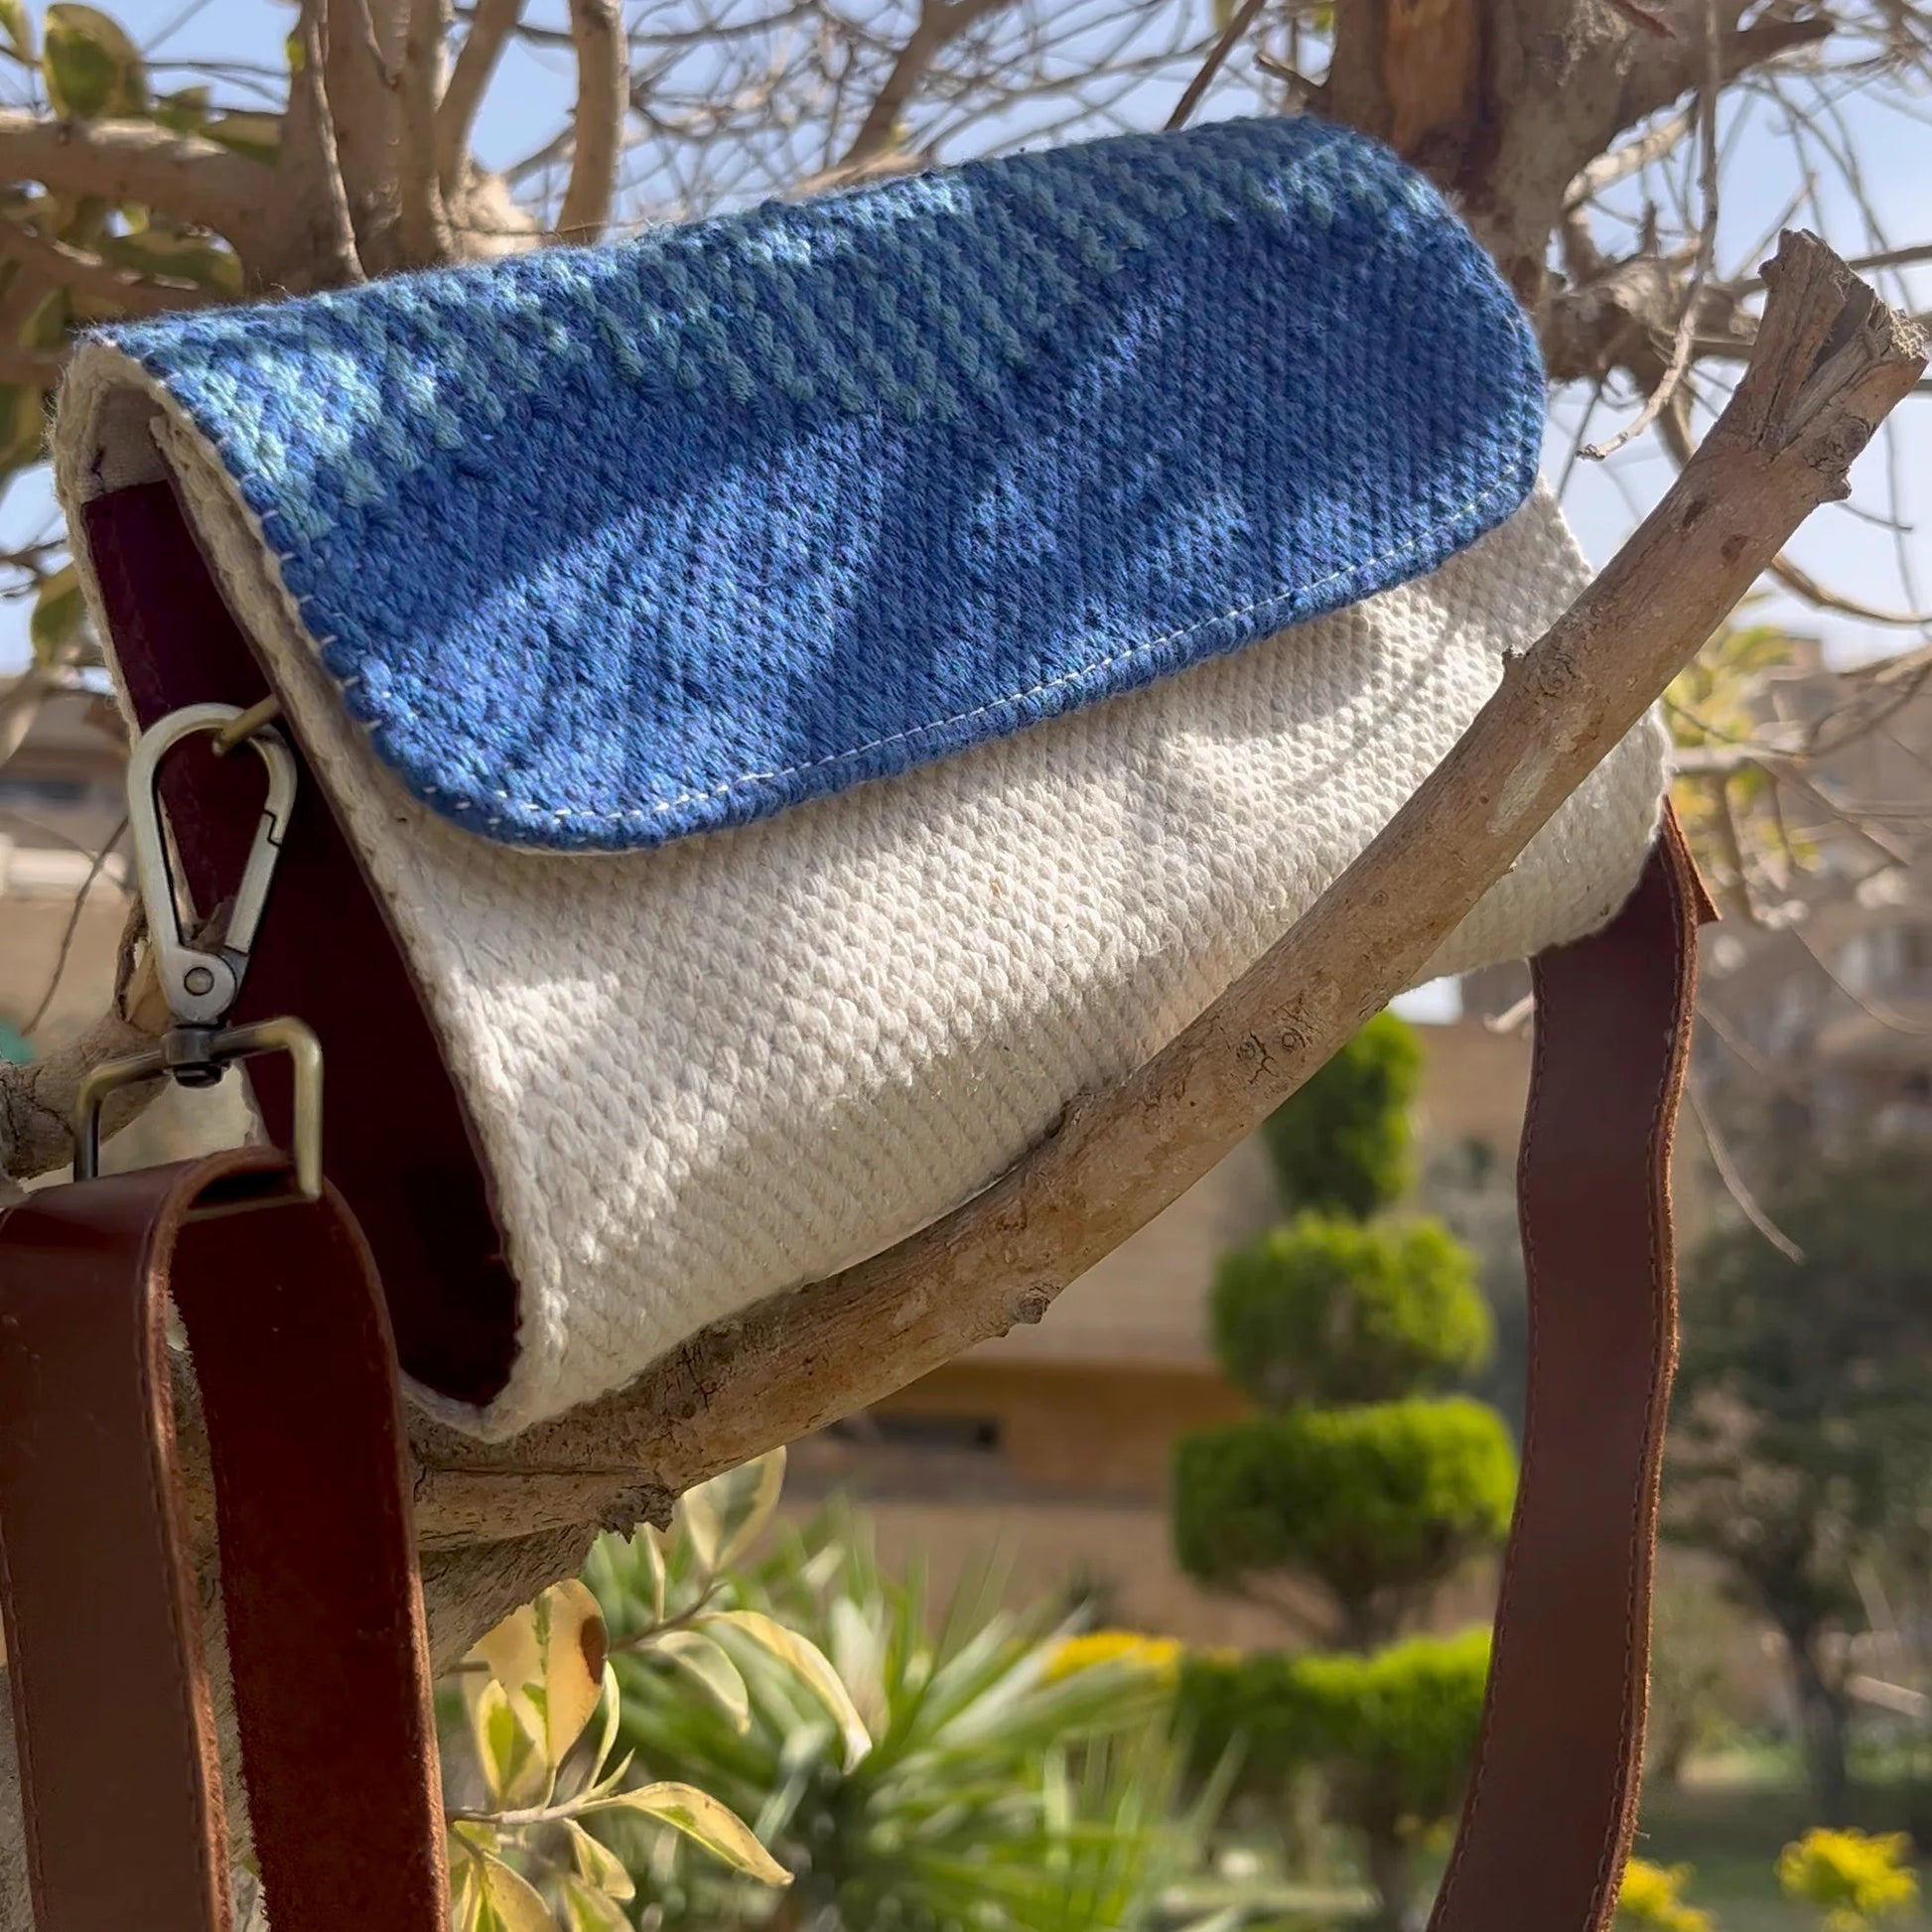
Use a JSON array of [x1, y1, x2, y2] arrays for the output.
[[0, 686, 128, 1055]]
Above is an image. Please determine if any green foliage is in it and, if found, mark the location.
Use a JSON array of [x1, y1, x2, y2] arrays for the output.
[[1670, 1148, 1932, 1809], [1173, 1397, 1515, 1623], [1177, 1630, 1490, 1829], [442, 1453, 820, 1932], [586, 1493, 1219, 1931], [1616, 1859, 1717, 1932], [1259, 1012, 1422, 1218], [41, 2, 145, 119], [1777, 1830, 1921, 1932], [1210, 1211, 1491, 1407]]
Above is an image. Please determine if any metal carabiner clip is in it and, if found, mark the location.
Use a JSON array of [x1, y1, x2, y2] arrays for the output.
[[72, 701, 324, 1203], [128, 701, 296, 1037]]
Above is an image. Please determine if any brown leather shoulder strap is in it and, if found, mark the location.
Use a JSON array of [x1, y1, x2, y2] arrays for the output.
[[1431, 808, 1713, 1932], [0, 1152, 449, 1932]]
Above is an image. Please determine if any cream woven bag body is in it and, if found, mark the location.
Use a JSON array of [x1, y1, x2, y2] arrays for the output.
[[57, 114, 1667, 1437]]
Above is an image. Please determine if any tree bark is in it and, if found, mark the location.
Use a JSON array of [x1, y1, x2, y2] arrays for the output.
[[1364, 1823, 1418, 1932], [1784, 1617, 1854, 1825]]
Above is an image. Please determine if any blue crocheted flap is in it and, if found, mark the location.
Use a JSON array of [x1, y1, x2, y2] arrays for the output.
[[107, 115, 1542, 852]]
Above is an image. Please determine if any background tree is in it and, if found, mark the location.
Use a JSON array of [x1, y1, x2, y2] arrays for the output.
[[1668, 1148, 1932, 1822], [1174, 1016, 1515, 1930]]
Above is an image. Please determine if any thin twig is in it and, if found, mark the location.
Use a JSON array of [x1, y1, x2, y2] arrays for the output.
[[1687, 1080, 1803, 1261], [1166, 0, 1264, 132], [1585, 0, 1723, 460], [22, 819, 129, 1038]]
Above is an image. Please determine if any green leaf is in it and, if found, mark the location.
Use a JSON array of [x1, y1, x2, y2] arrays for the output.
[[638, 1525, 667, 1621], [564, 1821, 633, 1904], [677, 1482, 722, 1575], [585, 1663, 623, 1790], [651, 1627, 751, 1731], [0, 385, 44, 469], [29, 563, 82, 670], [97, 225, 241, 297], [584, 1781, 791, 1886], [205, 109, 281, 163], [451, 1850, 486, 1932], [700, 1608, 871, 1768], [152, 83, 208, 133], [558, 1876, 629, 1932], [714, 1449, 787, 1571], [41, 4, 145, 119], [469, 1678, 546, 1810], [0, 0, 35, 62], [476, 1852, 563, 1932]]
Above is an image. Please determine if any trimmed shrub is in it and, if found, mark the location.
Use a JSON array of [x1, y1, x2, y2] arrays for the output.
[[1260, 1011, 1422, 1217], [1177, 1630, 1492, 1826], [1173, 1397, 1517, 1620], [1211, 1212, 1492, 1408]]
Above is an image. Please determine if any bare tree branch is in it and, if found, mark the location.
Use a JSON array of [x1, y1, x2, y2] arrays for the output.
[[1688, 1078, 1804, 1260], [325, 0, 405, 268], [839, 0, 1006, 173], [557, 0, 628, 242], [0, 111, 277, 256], [438, 0, 521, 195], [400, 234, 1924, 1545], [277, 0, 366, 291], [397, 0, 454, 262], [1584, 0, 1722, 460], [1566, 102, 1698, 207], [1167, 0, 1265, 133], [1768, 552, 1932, 627], [0, 901, 170, 1185]]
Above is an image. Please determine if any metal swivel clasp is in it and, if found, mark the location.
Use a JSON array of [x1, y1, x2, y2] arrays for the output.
[[72, 701, 324, 1202]]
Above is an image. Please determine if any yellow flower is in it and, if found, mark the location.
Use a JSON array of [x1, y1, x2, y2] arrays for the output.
[[1044, 1630, 1182, 1687], [1777, 1829, 1920, 1931], [1615, 1859, 1716, 1932]]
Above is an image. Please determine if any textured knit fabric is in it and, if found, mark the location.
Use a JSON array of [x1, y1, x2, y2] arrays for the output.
[[93, 115, 1541, 852]]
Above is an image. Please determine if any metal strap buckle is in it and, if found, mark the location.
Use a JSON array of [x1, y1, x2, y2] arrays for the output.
[[71, 700, 323, 1202]]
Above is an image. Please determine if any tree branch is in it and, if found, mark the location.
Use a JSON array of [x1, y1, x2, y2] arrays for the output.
[[437, 0, 520, 195], [397, 0, 454, 263], [1167, 0, 1265, 133], [555, 0, 626, 243], [837, 0, 1005, 174], [275, 0, 365, 292], [403, 235, 1924, 1546], [0, 112, 278, 257], [324, 0, 405, 269]]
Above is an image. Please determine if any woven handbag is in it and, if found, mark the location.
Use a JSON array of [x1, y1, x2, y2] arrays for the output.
[[1, 113, 1702, 1932]]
